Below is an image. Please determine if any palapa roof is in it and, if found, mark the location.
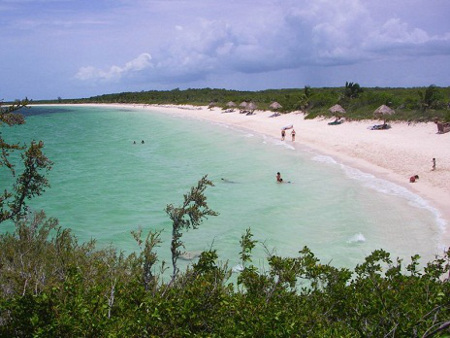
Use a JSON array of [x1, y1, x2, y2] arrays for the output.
[[269, 101, 282, 110], [374, 105, 394, 115], [246, 102, 257, 111], [328, 104, 346, 114]]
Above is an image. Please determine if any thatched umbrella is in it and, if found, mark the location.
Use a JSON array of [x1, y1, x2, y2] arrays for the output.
[[239, 101, 249, 113], [328, 104, 346, 117], [223, 101, 236, 113], [247, 102, 257, 112], [269, 101, 282, 110], [373, 105, 395, 124], [208, 101, 216, 110]]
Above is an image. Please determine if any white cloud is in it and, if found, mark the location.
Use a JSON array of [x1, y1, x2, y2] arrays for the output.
[[75, 53, 153, 82], [74, 0, 450, 87], [37, 0, 450, 94], [371, 18, 429, 45]]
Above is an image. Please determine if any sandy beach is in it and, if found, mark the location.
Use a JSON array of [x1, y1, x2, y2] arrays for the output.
[[38, 103, 450, 247]]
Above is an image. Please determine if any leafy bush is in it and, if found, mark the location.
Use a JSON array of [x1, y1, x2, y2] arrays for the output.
[[1, 205, 449, 336]]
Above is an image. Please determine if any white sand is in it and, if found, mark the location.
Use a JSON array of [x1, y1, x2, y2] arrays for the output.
[[40, 103, 450, 247]]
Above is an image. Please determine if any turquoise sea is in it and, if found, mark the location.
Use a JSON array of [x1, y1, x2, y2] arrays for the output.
[[1, 105, 446, 272]]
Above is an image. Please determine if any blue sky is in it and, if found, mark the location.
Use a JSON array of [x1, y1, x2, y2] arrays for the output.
[[2, 0, 450, 101]]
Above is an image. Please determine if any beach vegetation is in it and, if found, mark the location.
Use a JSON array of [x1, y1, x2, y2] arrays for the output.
[[29, 82, 450, 122], [29, 85, 450, 123], [343, 81, 363, 100], [297, 85, 313, 111], [0, 100, 53, 224], [0, 150, 449, 336], [166, 175, 218, 282], [0, 204, 449, 336], [444, 111, 450, 123], [418, 84, 446, 111]]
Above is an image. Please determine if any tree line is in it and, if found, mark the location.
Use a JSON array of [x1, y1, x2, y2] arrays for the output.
[[32, 83, 450, 122]]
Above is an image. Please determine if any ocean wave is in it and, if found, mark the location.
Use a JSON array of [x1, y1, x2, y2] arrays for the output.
[[342, 166, 446, 232], [312, 154, 447, 236], [347, 233, 366, 244], [312, 154, 338, 165], [232, 264, 244, 273], [260, 134, 295, 150]]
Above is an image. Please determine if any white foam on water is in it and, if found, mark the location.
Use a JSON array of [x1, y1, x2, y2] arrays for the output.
[[313, 154, 447, 245], [312, 154, 338, 166], [261, 134, 296, 150], [347, 233, 366, 244], [232, 264, 244, 273]]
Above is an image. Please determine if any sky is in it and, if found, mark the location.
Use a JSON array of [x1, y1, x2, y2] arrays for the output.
[[1, 0, 450, 101]]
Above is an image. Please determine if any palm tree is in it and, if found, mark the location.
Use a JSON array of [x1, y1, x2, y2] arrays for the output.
[[418, 85, 443, 111], [344, 81, 363, 99], [298, 86, 312, 111]]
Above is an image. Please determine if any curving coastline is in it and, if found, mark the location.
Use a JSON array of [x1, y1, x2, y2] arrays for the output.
[[35, 103, 450, 249]]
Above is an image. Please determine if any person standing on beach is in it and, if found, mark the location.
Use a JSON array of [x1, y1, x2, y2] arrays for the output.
[[291, 129, 296, 142], [281, 129, 285, 141], [432, 158, 436, 171]]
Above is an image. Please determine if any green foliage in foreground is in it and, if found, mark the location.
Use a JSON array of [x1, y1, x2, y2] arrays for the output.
[[1, 210, 449, 336], [1, 100, 53, 224]]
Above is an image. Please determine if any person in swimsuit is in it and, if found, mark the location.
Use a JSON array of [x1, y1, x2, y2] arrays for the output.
[[291, 129, 296, 141], [276, 172, 283, 183], [281, 129, 285, 141], [409, 175, 419, 183], [221, 178, 236, 183]]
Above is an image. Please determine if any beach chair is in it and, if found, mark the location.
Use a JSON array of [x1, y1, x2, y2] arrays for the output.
[[437, 122, 450, 134]]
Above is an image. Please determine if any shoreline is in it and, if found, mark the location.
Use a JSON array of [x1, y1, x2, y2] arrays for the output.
[[35, 103, 450, 249]]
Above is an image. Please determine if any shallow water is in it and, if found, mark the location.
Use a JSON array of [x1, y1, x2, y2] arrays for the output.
[[1, 105, 446, 272]]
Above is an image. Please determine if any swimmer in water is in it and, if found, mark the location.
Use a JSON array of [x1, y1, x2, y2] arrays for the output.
[[221, 178, 236, 184], [276, 172, 292, 183], [276, 172, 283, 183]]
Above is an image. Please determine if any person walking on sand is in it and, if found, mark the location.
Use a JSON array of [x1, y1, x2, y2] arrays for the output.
[[432, 158, 436, 171], [281, 129, 286, 141], [291, 129, 296, 142]]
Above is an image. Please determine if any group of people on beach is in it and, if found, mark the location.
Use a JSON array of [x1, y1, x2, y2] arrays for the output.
[[277, 127, 296, 184], [281, 129, 296, 141]]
